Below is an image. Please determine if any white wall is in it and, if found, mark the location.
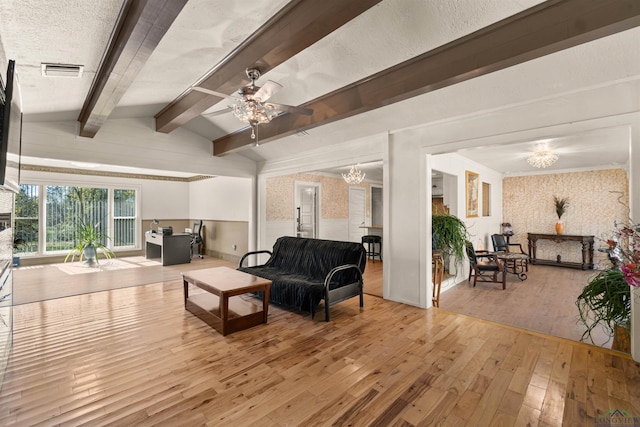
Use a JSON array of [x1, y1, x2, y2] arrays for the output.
[[20, 169, 190, 221], [386, 131, 425, 307], [21, 118, 256, 178], [189, 176, 252, 221], [630, 123, 640, 362]]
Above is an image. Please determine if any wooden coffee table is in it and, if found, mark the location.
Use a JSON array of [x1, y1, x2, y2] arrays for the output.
[[182, 267, 271, 336]]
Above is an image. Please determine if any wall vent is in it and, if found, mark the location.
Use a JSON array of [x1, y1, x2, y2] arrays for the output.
[[41, 63, 84, 78]]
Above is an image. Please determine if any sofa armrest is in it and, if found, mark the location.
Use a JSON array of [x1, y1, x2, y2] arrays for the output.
[[238, 250, 272, 268], [318, 263, 364, 322], [323, 263, 364, 290]]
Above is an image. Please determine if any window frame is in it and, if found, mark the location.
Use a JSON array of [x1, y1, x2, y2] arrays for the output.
[[15, 179, 142, 257]]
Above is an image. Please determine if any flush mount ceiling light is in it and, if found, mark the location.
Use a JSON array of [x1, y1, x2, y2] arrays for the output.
[[527, 142, 558, 168], [342, 164, 365, 184]]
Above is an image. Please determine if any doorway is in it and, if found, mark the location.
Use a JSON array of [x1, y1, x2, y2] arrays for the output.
[[294, 182, 319, 238], [348, 187, 366, 243]]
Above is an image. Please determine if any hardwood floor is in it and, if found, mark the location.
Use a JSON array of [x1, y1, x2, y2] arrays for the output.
[[362, 259, 383, 298], [12, 256, 236, 305], [1, 260, 638, 426], [439, 264, 611, 348]]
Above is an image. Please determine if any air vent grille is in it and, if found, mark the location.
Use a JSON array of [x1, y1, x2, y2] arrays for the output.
[[41, 63, 84, 78]]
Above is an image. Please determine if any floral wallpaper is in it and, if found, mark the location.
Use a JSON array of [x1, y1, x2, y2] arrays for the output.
[[266, 173, 374, 221], [502, 168, 629, 268]]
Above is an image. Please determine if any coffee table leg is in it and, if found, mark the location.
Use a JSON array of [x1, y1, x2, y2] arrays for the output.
[[183, 279, 188, 307], [263, 285, 270, 323]]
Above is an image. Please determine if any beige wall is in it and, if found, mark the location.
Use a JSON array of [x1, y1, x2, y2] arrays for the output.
[[200, 220, 248, 263], [503, 168, 629, 268], [266, 173, 375, 221]]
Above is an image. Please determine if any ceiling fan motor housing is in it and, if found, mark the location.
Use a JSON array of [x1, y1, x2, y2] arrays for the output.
[[246, 68, 261, 82]]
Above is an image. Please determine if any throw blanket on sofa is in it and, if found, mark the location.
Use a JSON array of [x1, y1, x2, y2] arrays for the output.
[[238, 236, 366, 319]]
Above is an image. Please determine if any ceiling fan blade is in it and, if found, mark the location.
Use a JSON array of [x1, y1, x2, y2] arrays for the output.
[[192, 86, 237, 100], [202, 106, 232, 117], [266, 102, 313, 116], [254, 80, 282, 102]]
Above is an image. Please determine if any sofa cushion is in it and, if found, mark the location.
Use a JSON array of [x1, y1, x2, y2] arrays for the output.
[[240, 266, 324, 310]]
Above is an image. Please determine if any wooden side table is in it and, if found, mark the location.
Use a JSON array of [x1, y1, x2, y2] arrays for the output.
[[182, 266, 271, 336]]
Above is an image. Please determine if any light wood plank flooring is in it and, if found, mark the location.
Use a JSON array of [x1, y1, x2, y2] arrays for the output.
[[1, 263, 638, 426], [14, 256, 383, 304], [439, 264, 611, 348], [362, 259, 383, 298], [12, 256, 237, 305]]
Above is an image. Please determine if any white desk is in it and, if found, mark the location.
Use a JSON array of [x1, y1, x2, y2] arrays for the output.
[[145, 231, 192, 266]]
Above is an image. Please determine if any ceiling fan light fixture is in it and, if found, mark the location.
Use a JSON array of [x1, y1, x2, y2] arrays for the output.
[[232, 98, 278, 125], [342, 164, 365, 184]]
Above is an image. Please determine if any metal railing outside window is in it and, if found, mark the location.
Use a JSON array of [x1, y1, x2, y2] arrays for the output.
[[113, 189, 136, 248], [14, 184, 39, 254], [14, 184, 139, 256], [46, 186, 108, 252]]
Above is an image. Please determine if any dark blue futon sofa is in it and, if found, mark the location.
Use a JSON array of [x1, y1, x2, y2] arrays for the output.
[[237, 236, 366, 321]]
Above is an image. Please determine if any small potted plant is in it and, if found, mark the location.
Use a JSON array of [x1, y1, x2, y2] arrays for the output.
[[64, 220, 115, 265], [553, 196, 568, 234]]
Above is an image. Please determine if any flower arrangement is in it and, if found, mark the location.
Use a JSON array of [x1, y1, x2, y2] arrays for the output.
[[605, 219, 640, 288]]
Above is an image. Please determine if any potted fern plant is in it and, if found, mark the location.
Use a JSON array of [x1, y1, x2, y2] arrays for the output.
[[64, 220, 115, 265], [576, 268, 631, 352], [432, 213, 469, 272]]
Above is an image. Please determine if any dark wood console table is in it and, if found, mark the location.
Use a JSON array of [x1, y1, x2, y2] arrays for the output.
[[527, 233, 594, 270]]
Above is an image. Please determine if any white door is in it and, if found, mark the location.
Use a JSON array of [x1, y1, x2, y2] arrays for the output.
[[295, 183, 318, 238], [348, 187, 366, 242]]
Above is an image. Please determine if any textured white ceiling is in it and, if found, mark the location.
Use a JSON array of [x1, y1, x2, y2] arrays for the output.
[[0, 0, 638, 177]]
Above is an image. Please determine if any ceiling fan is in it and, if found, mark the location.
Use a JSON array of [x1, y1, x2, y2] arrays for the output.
[[192, 68, 313, 141]]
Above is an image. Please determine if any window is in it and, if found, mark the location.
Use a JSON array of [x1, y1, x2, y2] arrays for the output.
[[482, 182, 491, 217], [14, 184, 39, 253], [46, 186, 108, 252], [113, 189, 136, 248], [14, 184, 139, 255]]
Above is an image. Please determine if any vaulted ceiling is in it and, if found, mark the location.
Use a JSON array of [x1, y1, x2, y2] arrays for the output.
[[1, 0, 639, 175]]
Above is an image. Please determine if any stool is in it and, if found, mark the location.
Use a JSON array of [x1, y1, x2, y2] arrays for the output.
[[361, 235, 382, 263]]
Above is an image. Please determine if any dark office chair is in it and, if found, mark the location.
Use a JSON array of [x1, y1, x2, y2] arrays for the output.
[[191, 220, 204, 259], [466, 241, 505, 289]]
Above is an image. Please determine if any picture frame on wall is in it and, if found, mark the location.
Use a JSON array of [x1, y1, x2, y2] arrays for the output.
[[465, 170, 479, 218]]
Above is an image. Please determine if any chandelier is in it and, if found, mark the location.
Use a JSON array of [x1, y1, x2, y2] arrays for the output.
[[342, 165, 365, 184], [527, 144, 558, 168], [232, 98, 279, 140]]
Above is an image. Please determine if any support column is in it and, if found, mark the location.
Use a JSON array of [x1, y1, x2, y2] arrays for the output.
[[630, 123, 640, 362]]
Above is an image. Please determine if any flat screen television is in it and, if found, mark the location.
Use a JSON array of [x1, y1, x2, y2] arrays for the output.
[[0, 59, 22, 193]]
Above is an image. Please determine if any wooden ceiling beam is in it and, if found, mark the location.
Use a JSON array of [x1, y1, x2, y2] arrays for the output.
[[154, 0, 384, 134], [78, 0, 188, 138], [213, 0, 640, 156]]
